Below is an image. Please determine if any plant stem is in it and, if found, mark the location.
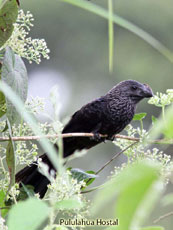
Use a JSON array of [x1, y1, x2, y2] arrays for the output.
[[95, 142, 137, 175], [108, 0, 114, 72], [162, 105, 165, 120], [140, 119, 143, 135], [153, 211, 173, 223], [19, 118, 24, 137]]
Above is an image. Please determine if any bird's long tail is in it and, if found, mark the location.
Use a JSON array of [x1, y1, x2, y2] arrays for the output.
[[15, 154, 55, 198], [15, 137, 99, 198]]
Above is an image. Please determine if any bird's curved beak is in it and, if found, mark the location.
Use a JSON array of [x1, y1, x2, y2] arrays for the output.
[[142, 83, 154, 98]]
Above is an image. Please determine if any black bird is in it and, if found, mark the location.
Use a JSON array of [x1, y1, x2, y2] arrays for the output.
[[16, 80, 153, 198]]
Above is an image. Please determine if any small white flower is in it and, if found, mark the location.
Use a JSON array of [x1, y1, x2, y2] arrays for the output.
[[2, 10, 50, 64]]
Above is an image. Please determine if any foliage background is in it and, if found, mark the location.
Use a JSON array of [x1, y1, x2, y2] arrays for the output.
[[9, 0, 173, 229]]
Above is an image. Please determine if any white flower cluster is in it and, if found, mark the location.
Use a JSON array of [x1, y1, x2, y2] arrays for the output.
[[113, 124, 173, 181], [46, 170, 88, 229], [144, 148, 173, 182], [48, 171, 86, 205], [0, 217, 8, 230], [114, 124, 148, 158], [5, 121, 56, 166], [25, 96, 45, 114], [148, 90, 173, 107], [15, 142, 38, 165], [7, 184, 20, 202], [4, 10, 50, 64]]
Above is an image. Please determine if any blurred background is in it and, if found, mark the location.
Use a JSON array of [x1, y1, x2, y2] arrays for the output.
[[21, 0, 173, 228]]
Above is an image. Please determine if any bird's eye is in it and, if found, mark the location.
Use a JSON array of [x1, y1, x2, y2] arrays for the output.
[[131, 86, 137, 90]]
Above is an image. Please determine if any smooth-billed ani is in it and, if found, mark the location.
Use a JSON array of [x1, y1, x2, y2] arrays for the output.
[[16, 80, 153, 198]]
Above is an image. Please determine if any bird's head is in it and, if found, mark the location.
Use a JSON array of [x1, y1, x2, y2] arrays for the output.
[[109, 80, 153, 103]]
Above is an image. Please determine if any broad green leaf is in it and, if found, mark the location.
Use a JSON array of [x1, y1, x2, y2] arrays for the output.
[[133, 113, 147, 121], [0, 0, 18, 48], [92, 161, 162, 224], [115, 162, 163, 230], [1, 47, 28, 125], [55, 198, 84, 210], [163, 117, 173, 138], [70, 168, 98, 182], [61, 0, 173, 63], [7, 198, 50, 230], [116, 176, 163, 230], [149, 104, 173, 140], [140, 227, 164, 230], [0, 190, 9, 217]]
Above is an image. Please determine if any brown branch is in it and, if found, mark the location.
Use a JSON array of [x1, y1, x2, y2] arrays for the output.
[[153, 211, 173, 223], [0, 133, 139, 142], [0, 133, 172, 144]]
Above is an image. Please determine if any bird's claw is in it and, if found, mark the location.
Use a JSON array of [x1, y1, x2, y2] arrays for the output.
[[107, 135, 115, 141], [90, 133, 102, 142]]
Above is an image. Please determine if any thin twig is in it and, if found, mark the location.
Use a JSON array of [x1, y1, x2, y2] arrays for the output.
[[0, 133, 172, 144], [95, 142, 137, 175], [83, 142, 138, 191], [81, 184, 104, 194], [153, 211, 173, 223]]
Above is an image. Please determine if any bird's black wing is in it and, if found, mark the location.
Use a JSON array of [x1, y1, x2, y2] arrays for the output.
[[62, 97, 107, 157], [63, 97, 107, 133]]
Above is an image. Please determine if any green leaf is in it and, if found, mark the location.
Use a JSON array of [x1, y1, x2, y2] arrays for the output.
[[0, 0, 18, 48], [0, 49, 6, 118], [1, 47, 28, 125], [6, 139, 15, 180], [62, 0, 173, 63], [163, 116, 173, 138], [149, 104, 173, 140], [116, 162, 163, 230], [7, 198, 50, 230], [108, 0, 114, 72], [70, 168, 98, 182], [56, 227, 68, 230], [133, 113, 147, 121], [0, 90, 6, 117], [152, 115, 157, 125], [85, 170, 97, 187], [6, 123, 15, 192], [140, 227, 164, 230], [0, 190, 9, 217], [1, 120, 8, 132], [17, 183, 35, 201], [55, 198, 84, 210], [92, 161, 163, 230]]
